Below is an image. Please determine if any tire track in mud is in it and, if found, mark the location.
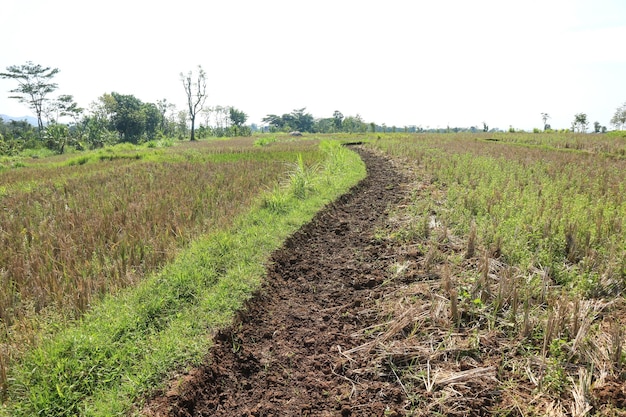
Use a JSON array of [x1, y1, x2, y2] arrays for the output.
[[144, 147, 410, 416]]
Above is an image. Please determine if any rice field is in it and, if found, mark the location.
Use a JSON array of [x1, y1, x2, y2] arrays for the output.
[[366, 132, 626, 415], [0, 137, 322, 354]]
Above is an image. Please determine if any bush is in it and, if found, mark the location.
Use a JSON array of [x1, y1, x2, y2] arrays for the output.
[[606, 130, 626, 138]]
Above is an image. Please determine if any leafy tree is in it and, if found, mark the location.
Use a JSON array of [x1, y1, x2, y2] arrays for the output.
[[44, 123, 70, 154], [263, 109, 315, 132], [343, 114, 367, 133], [262, 114, 286, 131], [82, 95, 117, 148], [314, 118, 335, 133], [0, 119, 36, 141], [572, 113, 588, 133], [181, 65, 208, 141], [229, 107, 247, 127], [142, 102, 162, 140], [44, 94, 83, 125], [156, 99, 175, 134], [109, 92, 146, 143], [291, 108, 314, 132], [610, 103, 626, 130], [482, 121, 489, 132], [176, 110, 189, 139], [333, 110, 343, 131], [163, 104, 180, 137], [214, 106, 231, 130], [0, 118, 37, 154], [0, 62, 60, 132], [594, 121, 601, 133], [228, 107, 248, 136]]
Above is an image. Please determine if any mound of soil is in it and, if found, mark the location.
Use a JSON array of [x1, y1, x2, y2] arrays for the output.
[[143, 148, 411, 416]]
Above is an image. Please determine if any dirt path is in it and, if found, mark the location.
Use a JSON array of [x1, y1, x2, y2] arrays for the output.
[[144, 147, 411, 416]]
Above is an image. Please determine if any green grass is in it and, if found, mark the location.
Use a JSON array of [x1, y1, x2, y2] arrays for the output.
[[2, 140, 365, 416]]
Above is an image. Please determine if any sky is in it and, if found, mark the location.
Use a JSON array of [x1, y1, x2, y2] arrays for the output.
[[1, 0, 625, 131]]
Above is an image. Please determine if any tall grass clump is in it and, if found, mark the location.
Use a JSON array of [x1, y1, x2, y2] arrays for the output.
[[261, 139, 349, 212], [253, 136, 277, 147], [1, 139, 365, 417]]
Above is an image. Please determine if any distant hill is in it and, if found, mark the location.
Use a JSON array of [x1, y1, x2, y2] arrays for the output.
[[0, 114, 38, 126]]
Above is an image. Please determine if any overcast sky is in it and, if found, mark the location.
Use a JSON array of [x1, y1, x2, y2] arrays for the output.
[[1, 0, 625, 130]]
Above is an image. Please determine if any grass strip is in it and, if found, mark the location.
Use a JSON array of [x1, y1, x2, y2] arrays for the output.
[[3, 140, 366, 417]]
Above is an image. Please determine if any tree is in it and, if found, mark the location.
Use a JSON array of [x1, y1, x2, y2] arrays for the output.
[[314, 118, 335, 133], [156, 99, 175, 134], [541, 112, 551, 131], [181, 65, 208, 141], [109, 92, 146, 143], [213, 106, 231, 130], [289, 108, 314, 132], [594, 121, 601, 133], [343, 114, 367, 133], [142, 102, 162, 140], [333, 110, 343, 131], [56, 95, 83, 123], [229, 107, 247, 127], [572, 113, 588, 133], [82, 96, 115, 148], [262, 114, 284, 131], [610, 103, 626, 130], [227, 107, 247, 136], [176, 110, 189, 138], [44, 94, 83, 125], [49, 95, 85, 145], [44, 123, 70, 154], [0, 61, 60, 132]]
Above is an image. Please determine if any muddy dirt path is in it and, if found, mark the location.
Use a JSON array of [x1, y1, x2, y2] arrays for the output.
[[144, 148, 411, 416]]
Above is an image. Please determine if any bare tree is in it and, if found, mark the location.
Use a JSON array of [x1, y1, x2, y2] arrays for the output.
[[611, 103, 626, 130], [180, 65, 207, 141], [541, 112, 551, 131]]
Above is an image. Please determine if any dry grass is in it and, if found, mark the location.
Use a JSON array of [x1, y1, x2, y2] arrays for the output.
[[0, 138, 322, 388], [354, 135, 626, 415]]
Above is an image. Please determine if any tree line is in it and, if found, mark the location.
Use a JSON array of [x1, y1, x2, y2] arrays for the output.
[[0, 61, 377, 156], [261, 109, 373, 134], [0, 63, 252, 155], [2, 61, 626, 156]]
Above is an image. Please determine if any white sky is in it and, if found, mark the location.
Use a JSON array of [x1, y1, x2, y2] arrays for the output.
[[1, 0, 625, 130]]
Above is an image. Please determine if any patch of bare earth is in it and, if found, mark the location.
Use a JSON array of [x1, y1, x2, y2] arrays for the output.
[[142, 147, 626, 416]]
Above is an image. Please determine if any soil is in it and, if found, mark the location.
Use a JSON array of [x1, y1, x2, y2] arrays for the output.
[[143, 148, 412, 416], [141, 147, 626, 416]]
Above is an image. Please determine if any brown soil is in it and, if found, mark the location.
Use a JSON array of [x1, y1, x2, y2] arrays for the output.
[[143, 148, 412, 416], [141, 147, 626, 416]]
